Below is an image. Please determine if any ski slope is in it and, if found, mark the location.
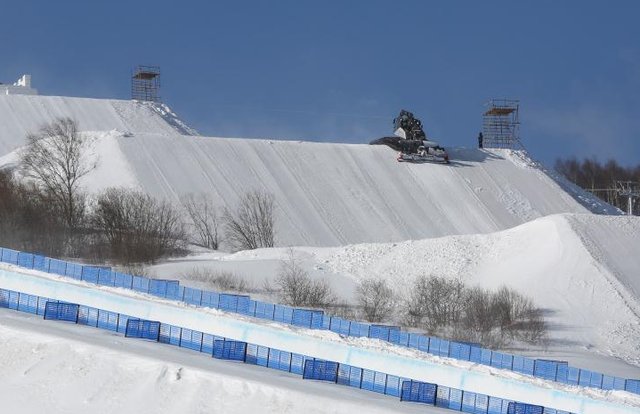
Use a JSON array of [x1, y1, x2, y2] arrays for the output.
[[0, 94, 617, 248]]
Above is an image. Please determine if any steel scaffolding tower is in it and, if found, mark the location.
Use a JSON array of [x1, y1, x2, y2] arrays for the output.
[[131, 65, 161, 102], [616, 181, 640, 215], [482, 99, 520, 148]]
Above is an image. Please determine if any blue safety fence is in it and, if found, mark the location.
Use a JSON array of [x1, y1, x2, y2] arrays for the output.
[[0, 286, 582, 414], [125, 319, 161, 340], [43, 302, 79, 322], [1, 246, 639, 398], [213, 340, 247, 361], [400, 380, 437, 404], [507, 402, 544, 414], [303, 359, 339, 382]]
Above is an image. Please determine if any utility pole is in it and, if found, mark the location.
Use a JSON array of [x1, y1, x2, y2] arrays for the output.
[[616, 181, 640, 216]]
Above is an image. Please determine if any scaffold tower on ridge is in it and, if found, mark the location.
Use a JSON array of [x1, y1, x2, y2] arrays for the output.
[[131, 66, 161, 102], [482, 99, 520, 148]]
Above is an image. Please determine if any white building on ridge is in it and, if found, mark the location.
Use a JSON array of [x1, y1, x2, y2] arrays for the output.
[[0, 74, 38, 95]]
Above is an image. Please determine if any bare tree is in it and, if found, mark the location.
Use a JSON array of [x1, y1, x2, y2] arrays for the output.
[[224, 190, 275, 250], [273, 250, 335, 308], [183, 193, 221, 249], [20, 118, 95, 229], [91, 188, 185, 263], [356, 279, 395, 323]]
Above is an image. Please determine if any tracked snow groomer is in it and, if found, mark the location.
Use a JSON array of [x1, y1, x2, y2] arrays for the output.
[[370, 109, 449, 164]]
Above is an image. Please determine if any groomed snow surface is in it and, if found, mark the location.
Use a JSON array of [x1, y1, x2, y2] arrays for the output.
[[0, 94, 637, 412]]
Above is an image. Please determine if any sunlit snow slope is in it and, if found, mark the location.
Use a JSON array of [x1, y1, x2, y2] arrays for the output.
[[0, 94, 618, 247]]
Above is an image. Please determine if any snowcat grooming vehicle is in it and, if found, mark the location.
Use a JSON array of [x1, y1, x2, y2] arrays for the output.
[[369, 109, 449, 164]]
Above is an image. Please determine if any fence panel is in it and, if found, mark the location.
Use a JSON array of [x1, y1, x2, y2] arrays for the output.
[[82, 266, 100, 284], [180, 329, 203, 351], [268, 349, 292, 372], [506, 402, 543, 414], [303, 360, 338, 382], [385, 375, 402, 397], [361, 368, 375, 391], [450, 342, 472, 361], [65, 263, 83, 280], [125, 319, 161, 340], [373, 371, 387, 394], [183, 287, 203, 305], [48, 258, 68, 276], [98, 268, 115, 286], [213, 340, 247, 361], [114, 272, 133, 289], [348, 321, 370, 337], [488, 396, 507, 414], [201, 291, 219, 309], [44, 302, 79, 322], [462, 391, 476, 413], [435, 385, 450, 408], [165, 281, 181, 300], [273, 304, 294, 324], [77, 306, 99, 327], [17, 293, 38, 314], [0, 248, 19, 264], [132, 276, 150, 293], [97, 309, 119, 331], [290, 353, 306, 375], [292, 309, 315, 328], [448, 388, 464, 410], [625, 379, 640, 394], [253, 301, 276, 320], [400, 380, 437, 404], [33, 255, 46, 271]]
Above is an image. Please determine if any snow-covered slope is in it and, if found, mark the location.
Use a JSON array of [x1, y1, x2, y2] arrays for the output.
[[0, 94, 195, 157], [70, 133, 618, 246]]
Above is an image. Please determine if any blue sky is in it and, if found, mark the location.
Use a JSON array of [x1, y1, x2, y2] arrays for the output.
[[2, 1, 639, 166]]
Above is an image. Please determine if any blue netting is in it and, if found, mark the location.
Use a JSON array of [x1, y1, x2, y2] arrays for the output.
[[17, 293, 38, 314], [180, 329, 204, 351], [488, 396, 506, 414], [65, 263, 83, 279], [370, 324, 395, 341], [267, 349, 292, 371], [361, 369, 375, 391], [373, 371, 387, 394], [213, 340, 247, 361], [254, 301, 275, 319], [329, 317, 351, 336], [17, 252, 34, 268], [183, 287, 203, 305], [513, 356, 535, 376], [273, 304, 294, 324], [613, 376, 627, 391], [345, 321, 368, 337], [0, 289, 9, 308], [400, 380, 437, 404], [625, 379, 640, 394], [507, 402, 543, 414], [255, 345, 269, 366], [165, 281, 181, 300], [33, 255, 46, 271], [289, 353, 306, 375], [291, 308, 318, 328], [114, 272, 133, 288], [96, 309, 119, 331], [435, 386, 450, 408], [303, 359, 338, 382], [492, 352, 514, 370], [1, 248, 19, 264], [125, 319, 161, 340], [97, 268, 115, 286], [132, 276, 150, 293], [396, 331, 410, 347], [385, 375, 401, 397], [337, 364, 362, 387], [475, 394, 489, 413], [450, 342, 472, 360], [201, 291, 219, 309], [44, 302, 79, 322], [244, 343, 258, 365], [462, 391, 476, 413], [201, 333, 215, 355], [448, 388, 463, 410], [149, 279, 169, 297], [77, 306, 99, 326], [82, 266, 99, 284], [48, 258, 67, 275], [533, 359, 564, 381], [578, 369, 592, 387]]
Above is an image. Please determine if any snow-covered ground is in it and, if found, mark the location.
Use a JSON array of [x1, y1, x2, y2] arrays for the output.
[[0, 93, 637, 412], [0, 310, 442, 414]]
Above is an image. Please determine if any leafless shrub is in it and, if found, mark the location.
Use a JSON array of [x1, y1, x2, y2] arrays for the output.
[[402, 276, 547, 347], [183, 193, 221, 250], [274, 252, 335, 308], [224, 190, 275, 251], [181, 267, 250, 293], [20, 118, 94, 229], [403, 275, 465, 333], [356, 279, 395, 323], [91, 188, 185, 264]]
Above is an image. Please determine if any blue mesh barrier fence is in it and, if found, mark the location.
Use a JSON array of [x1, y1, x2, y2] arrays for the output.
[[303, 359, 338, 382], [43, 302, 79, 322], [1, 246, 639, 398], [507, 402, 544, 414], [125, 319, 161, 340], [400, 380, 437, 404], [0, 286, 588, 414]]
